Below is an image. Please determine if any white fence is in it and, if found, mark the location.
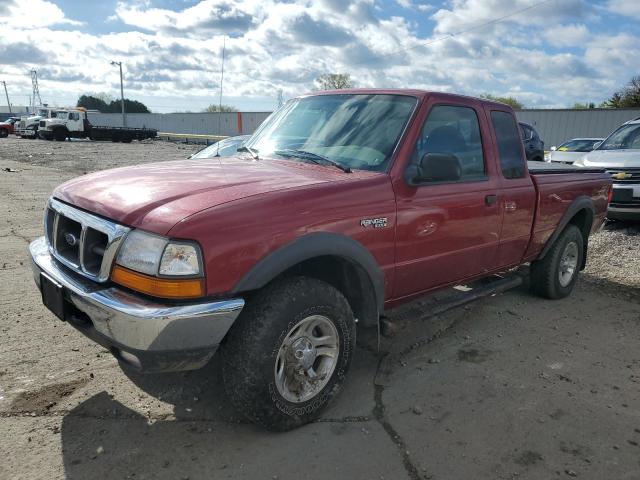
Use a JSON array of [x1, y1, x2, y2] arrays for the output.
[[86, 112, 272, 137], [83, 108, 640, 147]]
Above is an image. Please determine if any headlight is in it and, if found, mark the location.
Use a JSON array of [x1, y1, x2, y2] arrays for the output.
[[113, 230, 205, 299], [116, 230, 202, 276], [116, 230, 168, 275]]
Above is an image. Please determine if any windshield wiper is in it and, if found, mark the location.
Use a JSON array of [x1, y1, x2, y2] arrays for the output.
[[236, 145, 259, 159], [274, 149, 351, 173]]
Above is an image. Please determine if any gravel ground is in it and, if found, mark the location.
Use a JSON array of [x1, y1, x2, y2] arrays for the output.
[[1, 136, 639, 480], [585, 221, 640, 288]]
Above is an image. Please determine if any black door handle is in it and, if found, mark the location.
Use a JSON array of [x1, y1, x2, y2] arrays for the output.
[[485, 194, 497, 206]]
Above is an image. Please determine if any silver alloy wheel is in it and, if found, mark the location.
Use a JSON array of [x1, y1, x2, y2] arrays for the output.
[[274, 314, 340, 403], [558, 241, 579, 287]]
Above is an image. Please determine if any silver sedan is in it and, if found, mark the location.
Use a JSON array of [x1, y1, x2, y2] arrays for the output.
[[545, 138, 603, 164]]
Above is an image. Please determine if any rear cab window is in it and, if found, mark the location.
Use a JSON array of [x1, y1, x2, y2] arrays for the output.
[[491, 111, 526, 179]]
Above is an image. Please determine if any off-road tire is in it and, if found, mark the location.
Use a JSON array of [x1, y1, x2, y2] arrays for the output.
[[221, 276, 356, 431], [530, 224, 583, 299]]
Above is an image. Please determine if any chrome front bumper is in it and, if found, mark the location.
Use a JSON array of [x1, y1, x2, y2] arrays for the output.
[[30, 236, 244, 372]]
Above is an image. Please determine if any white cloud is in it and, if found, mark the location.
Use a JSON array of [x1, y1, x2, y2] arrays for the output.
[[544, 23, 590, 47], [0, 0, 637, 111], [0, 0, 82, 28], [607, 0, 640, 20]]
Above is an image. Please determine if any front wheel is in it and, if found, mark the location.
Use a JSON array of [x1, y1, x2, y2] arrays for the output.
[[221, 276, 355, 431], [0, 129, 8, 138], [530, 224, 584, 299]]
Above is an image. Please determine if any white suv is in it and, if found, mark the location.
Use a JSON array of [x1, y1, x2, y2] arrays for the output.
[[574, 117, 640, 221]]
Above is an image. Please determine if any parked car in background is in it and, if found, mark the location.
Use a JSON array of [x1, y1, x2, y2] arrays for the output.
[[545, 138, 603, 164], [519, 122, 545, 161], [0, 116, 22, 137], [574, 117, 640, 221], [30, 90, 611, 431], [189, 135, 251, 158]]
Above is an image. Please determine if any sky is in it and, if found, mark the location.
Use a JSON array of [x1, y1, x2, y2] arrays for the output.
[[0, 0, 638, 112]]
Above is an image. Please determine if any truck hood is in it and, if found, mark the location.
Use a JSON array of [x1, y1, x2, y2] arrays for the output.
[[575, 149, 640, 168], [53, 157, 371, 235]]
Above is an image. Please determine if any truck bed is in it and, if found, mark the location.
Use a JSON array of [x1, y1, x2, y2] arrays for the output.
[[525, 163, 610, 261]]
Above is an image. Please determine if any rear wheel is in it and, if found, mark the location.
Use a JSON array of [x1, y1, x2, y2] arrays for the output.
[[531, 224, 583, 299], [221, 276, 355, 431]]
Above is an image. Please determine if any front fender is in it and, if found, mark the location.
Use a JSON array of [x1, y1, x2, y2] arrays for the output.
[[232, 232, 385, 312]]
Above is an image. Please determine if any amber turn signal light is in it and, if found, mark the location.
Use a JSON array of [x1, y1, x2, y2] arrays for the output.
[[111, 265, 205, 299]]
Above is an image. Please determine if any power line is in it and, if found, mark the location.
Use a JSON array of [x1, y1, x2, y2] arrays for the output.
[[351, 0, 556, 66]]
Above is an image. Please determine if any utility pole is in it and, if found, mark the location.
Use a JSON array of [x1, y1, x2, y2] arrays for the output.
[[110, 61, 126, 127], [1, 81, 11, 113]]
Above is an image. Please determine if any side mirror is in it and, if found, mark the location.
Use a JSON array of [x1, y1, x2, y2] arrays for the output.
[[550, 146, 557, 151], [592, 141, 602, 150], [406, 153, 461, 185]]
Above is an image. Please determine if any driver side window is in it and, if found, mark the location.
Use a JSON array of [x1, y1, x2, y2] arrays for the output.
[[413, 105, 486, 181]]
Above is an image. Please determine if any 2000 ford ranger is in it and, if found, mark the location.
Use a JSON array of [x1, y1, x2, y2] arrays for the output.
[[30, 90, 611, 430]]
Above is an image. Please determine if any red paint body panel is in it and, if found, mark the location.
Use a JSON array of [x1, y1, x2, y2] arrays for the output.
[[50, 90, 611, 307], [524, 172, 610, 261]]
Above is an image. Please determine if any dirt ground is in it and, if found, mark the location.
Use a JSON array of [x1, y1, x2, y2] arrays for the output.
[[1, 136, 639, 480]]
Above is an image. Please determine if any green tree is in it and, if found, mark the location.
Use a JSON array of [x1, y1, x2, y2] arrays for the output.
[[315, 73, 354, 90], [572, 102, 595, 109], [480, 93, 524, 110], [116, 99, 150, 113], [204, 104, 238, 112], [77, 94, 109, 112], [602, 76, 640, 108], [77, 95, 150, 113]]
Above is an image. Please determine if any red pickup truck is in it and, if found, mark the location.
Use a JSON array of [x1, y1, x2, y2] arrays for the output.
[[30, 90, 611, 430]]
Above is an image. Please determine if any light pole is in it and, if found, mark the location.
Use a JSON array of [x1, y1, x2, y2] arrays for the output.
[[110, 61, 126, 127], [1, 81, 11, 113]]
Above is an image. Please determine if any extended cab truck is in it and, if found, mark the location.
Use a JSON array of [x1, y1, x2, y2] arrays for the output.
[[38, 108, 157, 142], [29, 90, 611, 431]]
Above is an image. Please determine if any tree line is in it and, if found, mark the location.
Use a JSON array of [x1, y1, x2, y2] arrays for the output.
[[77, 72, 640, 114], [77, 94, 151, 113]]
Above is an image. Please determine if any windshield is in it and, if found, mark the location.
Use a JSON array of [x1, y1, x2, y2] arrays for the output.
[[53, 111, 68, 119], [598, 124, 640, 150], [557, 139, 601, 152], [37, 109, 49, 117], [245, 94, 417, 172], [191, 136, 249, 159]]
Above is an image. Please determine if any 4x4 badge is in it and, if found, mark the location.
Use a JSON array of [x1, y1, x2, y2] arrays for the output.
[[360, 217, 388, 228]]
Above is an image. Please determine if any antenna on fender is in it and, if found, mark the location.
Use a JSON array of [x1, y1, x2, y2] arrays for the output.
[[216, 36, 226, 158]]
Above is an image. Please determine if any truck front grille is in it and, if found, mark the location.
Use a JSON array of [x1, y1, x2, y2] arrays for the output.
[[44, 199, 130, 282], [606, 168, 640, 183]]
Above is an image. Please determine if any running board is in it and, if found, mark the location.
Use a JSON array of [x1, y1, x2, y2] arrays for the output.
[[382, 273, 523, 335]]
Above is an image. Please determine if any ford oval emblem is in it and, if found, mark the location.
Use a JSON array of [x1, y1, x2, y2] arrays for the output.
[[64, 232, 78, 246]]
